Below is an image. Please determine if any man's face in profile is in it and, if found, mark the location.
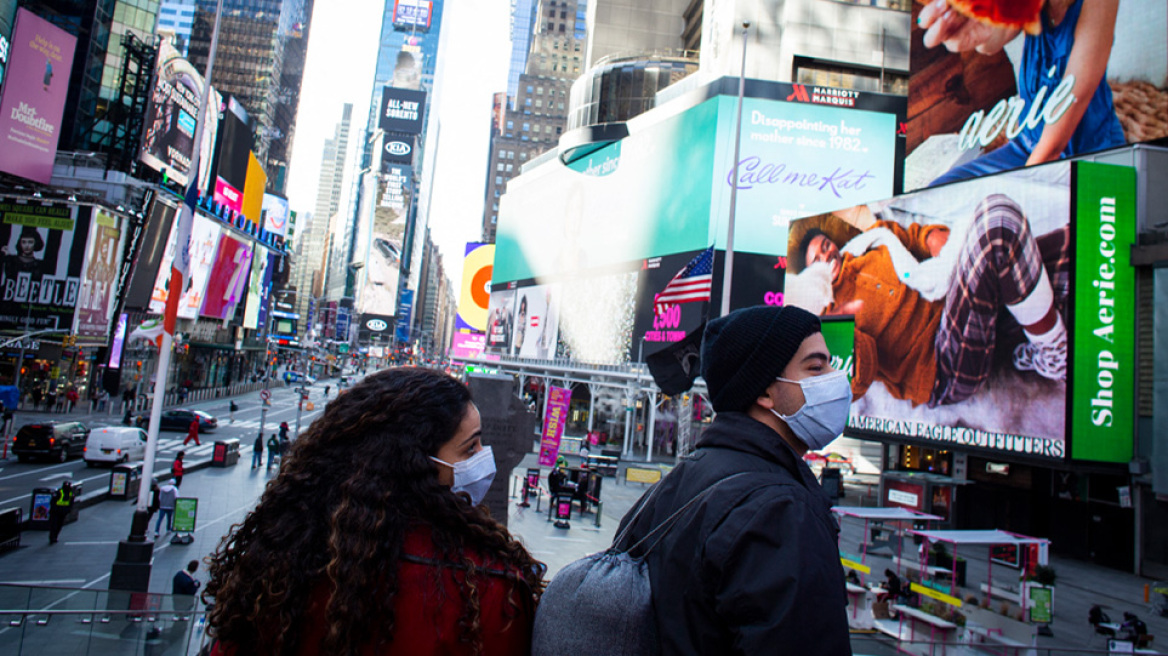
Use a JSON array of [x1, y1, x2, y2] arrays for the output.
[[806, 234, 842, 280]]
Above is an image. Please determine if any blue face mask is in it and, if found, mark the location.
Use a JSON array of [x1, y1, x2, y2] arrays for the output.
[[769, 370, 852, 450], [431, 446, 496, 506]]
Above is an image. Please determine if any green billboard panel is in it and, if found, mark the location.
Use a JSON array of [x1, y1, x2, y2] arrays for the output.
[[1071, 162, 1136, 463], [172, 497, 198, 533]]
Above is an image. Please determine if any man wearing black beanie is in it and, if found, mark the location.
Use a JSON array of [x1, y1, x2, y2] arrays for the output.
[[615, 305, 853, 655]]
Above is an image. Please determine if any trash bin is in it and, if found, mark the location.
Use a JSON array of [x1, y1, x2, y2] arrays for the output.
[[110, 463, 143, 500], [212, 439, 240, 467], [28, 487, 53, 530]]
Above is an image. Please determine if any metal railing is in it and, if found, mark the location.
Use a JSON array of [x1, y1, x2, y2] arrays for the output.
[[850, 635, 1152, 656], [0, 583, 210, 655]]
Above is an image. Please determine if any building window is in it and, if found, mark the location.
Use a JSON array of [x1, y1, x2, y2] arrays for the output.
[[522, 123, 530, 131], [506, 120, 514, 129], [505, 164, 513, 172], [496, 163, 505, 171], [495, 176, 503, 185]]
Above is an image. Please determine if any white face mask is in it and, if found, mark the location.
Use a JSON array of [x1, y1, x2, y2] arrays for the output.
[[431, 446, 496, 506], [770, 370, 852, 451]]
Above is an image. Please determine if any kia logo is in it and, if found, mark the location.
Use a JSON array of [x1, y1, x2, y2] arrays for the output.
[[366, 319, 388, 331], [385, 141, 411, 156]]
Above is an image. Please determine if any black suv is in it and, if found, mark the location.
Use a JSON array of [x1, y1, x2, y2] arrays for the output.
[[12, 422, 89, 463]]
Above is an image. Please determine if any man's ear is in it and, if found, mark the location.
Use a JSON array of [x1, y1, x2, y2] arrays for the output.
[[755, 382, 778, 411]]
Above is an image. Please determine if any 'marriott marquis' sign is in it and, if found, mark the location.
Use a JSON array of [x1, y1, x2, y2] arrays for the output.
[[783, 161, 1136, 462], [905, 0, 1167, 191]]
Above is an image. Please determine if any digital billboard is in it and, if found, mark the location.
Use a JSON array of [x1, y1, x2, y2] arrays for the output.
[[213, 96, 252, 209], [455, 242, 493, 333], [123, 200, 176, 308], [261, 194, 289, 237], [149, 214, 221, 319], [358, 172, 408, 316], [0, 9, 77, 184], [76, 209, 127, 338], [392, 0, 432, 31], [242, 152, 266, 226], [906, 0, 1167, 191], [0, 200, 91, 332], [242, 245, 271, 330], [138, 39, 219, 189], [491, 87, 900, 364], [381, 134, 414, 168], [200, 233, 252, 320], [782, 161, 1136, 462], [378, 86, 426, 135]]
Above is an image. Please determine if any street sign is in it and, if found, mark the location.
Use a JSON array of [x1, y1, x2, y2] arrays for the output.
[[259, 389, 271, 401]]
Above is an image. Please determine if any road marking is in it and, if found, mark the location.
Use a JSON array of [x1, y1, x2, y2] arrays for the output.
[[0, 460, 77, 482], [39, 473, 74, 482]]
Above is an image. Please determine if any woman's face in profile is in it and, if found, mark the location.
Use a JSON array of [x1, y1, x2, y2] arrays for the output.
[[432, 403, 483, 487]]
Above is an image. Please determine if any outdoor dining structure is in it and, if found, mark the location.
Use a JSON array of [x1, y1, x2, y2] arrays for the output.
[[835, 506, 1058, 655]]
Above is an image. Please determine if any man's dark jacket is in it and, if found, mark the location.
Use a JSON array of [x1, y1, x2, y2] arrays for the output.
[[615, 412, 851, 655]]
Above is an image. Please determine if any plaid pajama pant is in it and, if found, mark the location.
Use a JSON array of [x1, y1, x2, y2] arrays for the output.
[[929, 194, 1069, 406]]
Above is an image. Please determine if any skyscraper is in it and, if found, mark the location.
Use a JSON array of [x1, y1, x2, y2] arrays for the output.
[[481, 0, 586, 242], [320, 104, 353, 301], [156, 0, 196, 55], [347, 0, 445, 343], [188, 0, 313, 194], [288, 103, 352, 336]]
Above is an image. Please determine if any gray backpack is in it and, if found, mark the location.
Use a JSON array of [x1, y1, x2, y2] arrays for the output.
[[531, 473, 749, 656]]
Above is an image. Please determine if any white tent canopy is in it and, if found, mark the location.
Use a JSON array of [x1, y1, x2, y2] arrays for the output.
[[833, 507, 943, 522], [910, 529, 1050, 546]]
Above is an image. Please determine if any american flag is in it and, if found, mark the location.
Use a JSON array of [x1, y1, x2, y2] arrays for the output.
[[654, 246, 714, 315]]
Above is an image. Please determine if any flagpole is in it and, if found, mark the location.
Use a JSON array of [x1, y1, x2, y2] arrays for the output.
[[719, 21, 749, 318], [128, 0, 225, 542]]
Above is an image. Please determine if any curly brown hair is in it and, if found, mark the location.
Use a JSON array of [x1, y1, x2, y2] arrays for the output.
[[204, 367, 544, 655]]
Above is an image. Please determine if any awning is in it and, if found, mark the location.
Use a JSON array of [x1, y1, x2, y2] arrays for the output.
[[832, 507, 943, 522], [909, 529, 1050, 546]]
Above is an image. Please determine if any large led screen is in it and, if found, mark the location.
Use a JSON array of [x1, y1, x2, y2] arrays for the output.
[[139, 39, 219, 189], [782, 161, 1135, 462], [149, 214, 222, 319], [76, 209, 127, 338], [455, 242, 493, 333], [906, 0, 1167, 191], [491, 90, 899, 364], [200, 233, 252, 320], [0, 200, 91, 332], [0, 9, 77, 184]]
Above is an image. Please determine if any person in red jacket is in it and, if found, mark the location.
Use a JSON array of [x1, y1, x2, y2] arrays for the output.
[[172, 451, 185, 486], [205, 367, 544, 655], [184, 417, 200, 446]]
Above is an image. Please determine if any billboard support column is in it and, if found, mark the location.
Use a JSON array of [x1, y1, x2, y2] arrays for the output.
[[646, 390, 658, 463], [719, 22, 750, 318]]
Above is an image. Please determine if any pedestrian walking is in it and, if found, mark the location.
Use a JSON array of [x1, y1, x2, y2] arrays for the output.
[[612, 306, 852, 654], [66, 387, 79, 412], [278, 421, 289, 441], [98, 389, 108, 412], [251, 432, 263, 469], [31, 387, 42, 411], [323, 384, 330, 398], [204, 367, 542, 655], [184, 417, 201, 446], [177, 386, 188, 404], [1, 403, 12, 437], [229, 400, 238, 423], [155, 482, 178, 538], [173, 451, 185, 486], [279, 434, 290, 461], [122, 387, 135, 413], [48, 480, 77, 544], [266, 433, 279, 469], [122, 407, 134, 426], [45, 391, 56, 413]]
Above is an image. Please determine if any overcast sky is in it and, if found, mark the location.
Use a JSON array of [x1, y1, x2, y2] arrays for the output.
[[284, 0, 512, 289]]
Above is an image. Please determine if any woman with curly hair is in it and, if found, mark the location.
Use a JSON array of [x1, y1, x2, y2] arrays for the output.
[[205, 367, 544, 655]]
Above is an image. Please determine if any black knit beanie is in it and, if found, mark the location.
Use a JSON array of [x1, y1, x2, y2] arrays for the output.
[[701, 305, 821, 413]]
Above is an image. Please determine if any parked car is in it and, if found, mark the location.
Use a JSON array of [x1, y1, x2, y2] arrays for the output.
[[12, 422, 90, 463], [158, 409, 218, 432], [84, 426, 148, 466]]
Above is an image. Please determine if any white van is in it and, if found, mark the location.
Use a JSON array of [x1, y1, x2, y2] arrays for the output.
[[84, 426, 148, 466]]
